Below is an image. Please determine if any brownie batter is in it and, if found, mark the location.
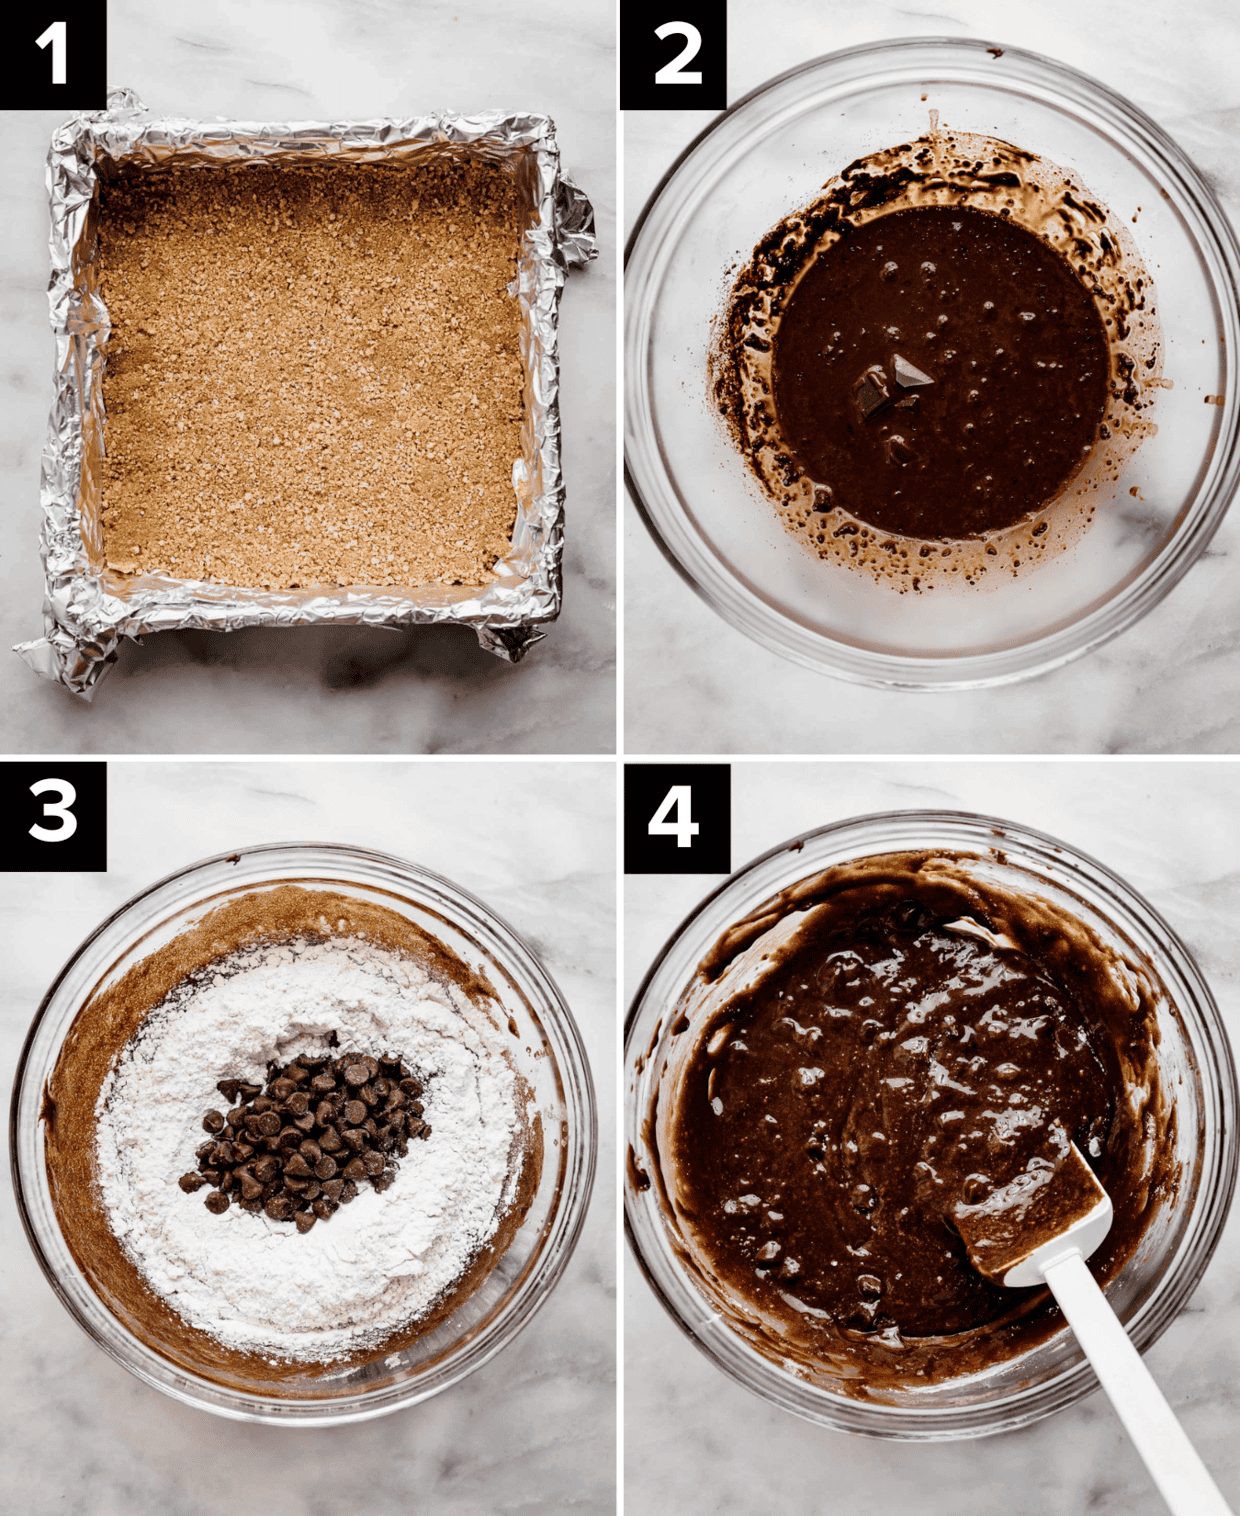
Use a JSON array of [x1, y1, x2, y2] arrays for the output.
[[653, 853, 1173, 1392], [711, 129, 1161, 590], [771, 205, 1110, 538]]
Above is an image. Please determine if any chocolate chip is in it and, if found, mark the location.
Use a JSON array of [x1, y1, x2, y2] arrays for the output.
[[284, 1091, 310, 1116], [284, 1152, 312, 1178], [371, 1168, 396, 1193], [310, 1072, 336, 1094], [203, 1109, 225, 1134], [238, 1082, 262, 1101], [303, 1181, 321, 1201], [399, 1079, 421, 1098], [295, 1210, 317, 1234], [362, 1150, 384, 1177], [294, 1112, 316, 1132], [265, 1195, 294, 1221], [299, 1139, 322, 1164], [253, 1155, 279, 1183], [322, 1178, 344, 1202], [257, 1111, 281, 1137], [283, 1174, 308, 1193], [217, 1079, 241, 1103], [270, 1077, 296, 1100], [318, 1127, 343, 1153], [315, 1155, 338, 1181], [343, 1100, 366, 1125], [250, 1095, 275, 1114], [343, 1156, 368, 1183], [342, 1127, 367, 1152], [179, 1172, 207, 1192], [205, 1190, 230, 1214], [340, 1180, 359, 1204], [359, 1083, 379, 1107], [313, 1197, 338, 1220], [240, 1171, 264, 1200], [344, 1062, 370, 1087]]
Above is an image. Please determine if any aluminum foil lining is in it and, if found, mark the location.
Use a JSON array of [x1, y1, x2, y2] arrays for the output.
[[15, 87, 597, 698]]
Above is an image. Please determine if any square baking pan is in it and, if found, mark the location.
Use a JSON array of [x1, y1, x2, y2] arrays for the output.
[[16, 88, 596, 697]]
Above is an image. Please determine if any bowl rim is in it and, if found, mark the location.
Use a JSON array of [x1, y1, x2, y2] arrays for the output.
[[624, 35, 1240, 690], [623, 808, 1240, 1437], [11, 839, 598, 1425]]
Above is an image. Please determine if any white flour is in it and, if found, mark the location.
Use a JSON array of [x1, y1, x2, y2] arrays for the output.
[[94, 934, 524, 1362]]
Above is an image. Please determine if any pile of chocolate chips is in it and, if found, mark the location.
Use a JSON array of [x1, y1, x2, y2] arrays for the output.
[[179, 1050, 429, 1234]]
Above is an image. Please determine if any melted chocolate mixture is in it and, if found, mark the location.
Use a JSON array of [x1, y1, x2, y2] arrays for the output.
[[771, 205, 1110, 538], [661, 858, 1169, 1386]]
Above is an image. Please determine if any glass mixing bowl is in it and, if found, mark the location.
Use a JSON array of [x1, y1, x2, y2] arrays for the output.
[[12, 842, 597, 1424], [625, 38, 1240, 687], [625, 811, 1237, 1437]]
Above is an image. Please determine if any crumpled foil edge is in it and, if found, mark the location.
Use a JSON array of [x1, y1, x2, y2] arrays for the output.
[[15, 87, 597, 698]]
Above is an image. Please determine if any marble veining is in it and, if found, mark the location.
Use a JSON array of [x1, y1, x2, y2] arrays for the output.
[[625, 759, 1240, 1515], [2, 760, 616, 1515], [624, 0, 1240, 754], [2, 0, 616, 753]]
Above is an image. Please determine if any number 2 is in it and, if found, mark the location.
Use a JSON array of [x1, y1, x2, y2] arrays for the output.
[[648, 784, 700, 849], [30, 777, 78, 842], [654, 21, 703, 85]]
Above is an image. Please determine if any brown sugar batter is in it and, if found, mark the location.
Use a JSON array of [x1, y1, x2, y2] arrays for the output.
[[653, 853, 1173, 1392], [771, 205, 1110, 539], [97, 162, 525, 590]]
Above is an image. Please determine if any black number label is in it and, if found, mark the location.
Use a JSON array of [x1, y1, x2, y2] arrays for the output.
[[625, 764, 730, 875], [653, 21, 703, 85]]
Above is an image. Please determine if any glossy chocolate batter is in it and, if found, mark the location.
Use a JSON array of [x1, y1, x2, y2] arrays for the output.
[[656, 854, 1171, 1390], [771, 205, 1111, 538]]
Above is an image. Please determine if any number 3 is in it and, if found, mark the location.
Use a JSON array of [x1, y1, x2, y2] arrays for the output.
[[648, 784, 700, 849], [30, 777, 78, 842], [654, 21, 703, 85]]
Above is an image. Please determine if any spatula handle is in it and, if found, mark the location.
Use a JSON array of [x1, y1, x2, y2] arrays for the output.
[[1043, 1249, 1233, 1516]]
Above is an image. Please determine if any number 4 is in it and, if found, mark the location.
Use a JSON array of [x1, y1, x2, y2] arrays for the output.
[[37, 20, 66, 85], [648, 785, 700, 849]]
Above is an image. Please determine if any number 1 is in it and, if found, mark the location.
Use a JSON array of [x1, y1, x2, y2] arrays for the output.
[[648, 784, 700, 848], [37, 20, 66, 85]]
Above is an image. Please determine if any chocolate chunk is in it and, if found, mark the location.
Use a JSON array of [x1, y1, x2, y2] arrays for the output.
[[885, 434, 915, 465], [295, 1210, 317, 1234], [852, 365, 891, 421], [203, 1109, 225, 1134], [343, 1100, 366, 1125], [205, 1190, 230, 1214], [892, 353, 933, 389], [179, 1172, 207, 1193]]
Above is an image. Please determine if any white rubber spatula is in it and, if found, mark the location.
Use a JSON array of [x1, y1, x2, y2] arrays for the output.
[[955, 1142, 1233, 1516]]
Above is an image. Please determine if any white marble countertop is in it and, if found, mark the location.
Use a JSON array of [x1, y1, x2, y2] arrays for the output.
[[2, 760, 615, 1515], [2, 0, 615, 754], [624, 0, 1240, 754], [624, 758, 1240, 1514]]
